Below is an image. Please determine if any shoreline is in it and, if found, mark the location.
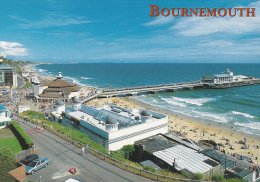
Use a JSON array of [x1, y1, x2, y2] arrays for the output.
[[33, 64, 260, 139], [28, 63, 260, 163], [131, 97, 260, 140], [87, 97, 260, 164]]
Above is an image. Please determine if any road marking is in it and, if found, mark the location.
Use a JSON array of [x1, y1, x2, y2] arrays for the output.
[[52, 171, 72, 180]]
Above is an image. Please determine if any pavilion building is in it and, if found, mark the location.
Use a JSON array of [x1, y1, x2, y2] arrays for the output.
[[32, 72, 80, 102], [202, 69, 234, 84]]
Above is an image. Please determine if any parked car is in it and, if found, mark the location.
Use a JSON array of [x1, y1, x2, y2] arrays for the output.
[[19, 154, 39, 165], [26, 157, 49, 174], [65, 178, 82, 182]]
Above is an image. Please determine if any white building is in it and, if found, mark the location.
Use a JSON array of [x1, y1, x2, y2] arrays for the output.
[[50, 100, 66, 122], [62, 104, 169, 151], [0, 64, 18, 88], [0, 104, 11, 129]]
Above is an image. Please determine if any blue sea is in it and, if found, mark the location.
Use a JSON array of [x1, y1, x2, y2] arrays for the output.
[[37, 63, 260, 135]]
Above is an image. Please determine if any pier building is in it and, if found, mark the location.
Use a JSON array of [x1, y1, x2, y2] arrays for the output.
[[202, 69, 234, 84], [61, 104, 168, 151]]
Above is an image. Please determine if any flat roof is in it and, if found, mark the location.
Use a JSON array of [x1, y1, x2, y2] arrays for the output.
[[140, 160, 161, 170], [153, 145, 218, 174], [68, 110, 106, 131], [214, 74, 232, 78], [227, 166, 252, 178], [201, 149, 235, 169], [164, 133, 203, 151], [0, 104, 5, 111], [0, 64, 12, 69], [135, 134, 178, 153], [0, 116, 11, 122], [79, 105, 166, 129]]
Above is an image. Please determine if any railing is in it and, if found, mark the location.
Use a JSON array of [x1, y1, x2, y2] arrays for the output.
[[101, 78, 260, 94], [81, 92, 100, 103], [19, 116, 206, 182], [102, 81, 202, 93]]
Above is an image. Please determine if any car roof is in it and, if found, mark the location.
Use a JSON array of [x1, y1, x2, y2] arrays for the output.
[[25, 154, 38, 158], [32, 159, 40, 162]]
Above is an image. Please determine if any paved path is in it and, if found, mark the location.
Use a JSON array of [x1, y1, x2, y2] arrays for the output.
[[19, 121, 152, 182]]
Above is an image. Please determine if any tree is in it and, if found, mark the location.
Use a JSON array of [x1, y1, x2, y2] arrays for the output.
[[0, 148, 16, 182], [121, 145, 135, 160]]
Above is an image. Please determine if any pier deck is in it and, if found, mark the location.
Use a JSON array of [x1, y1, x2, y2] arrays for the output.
[[99, 81, 204, 98], [97, 78, 260, 98]]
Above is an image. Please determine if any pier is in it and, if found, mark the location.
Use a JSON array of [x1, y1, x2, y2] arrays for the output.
[[92, 70, 260, 99], [96, 78, 260, 98], [98, 81, 203, 98]]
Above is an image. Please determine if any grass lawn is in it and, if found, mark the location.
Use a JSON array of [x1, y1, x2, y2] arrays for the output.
[[0, 128, 22, 156]]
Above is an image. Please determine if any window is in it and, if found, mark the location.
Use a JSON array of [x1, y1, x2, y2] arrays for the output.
[[0, 71, 4, 82], [0, 122, 5, 126]]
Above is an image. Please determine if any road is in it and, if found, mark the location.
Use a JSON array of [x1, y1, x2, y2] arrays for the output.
[[19, 121, 152, 182]]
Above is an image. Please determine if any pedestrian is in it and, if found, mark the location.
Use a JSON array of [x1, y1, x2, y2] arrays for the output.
[[82, 146, 85, 155], [85, 145, 89, 154]]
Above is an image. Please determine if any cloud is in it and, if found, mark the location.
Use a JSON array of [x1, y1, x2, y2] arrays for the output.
[[197, 40, 234, 47], [11, 14, 91, 29], [143, 16, 174, 26], [81, 35, 260, 62], [170, 1, 260, 36], [0, 41, 28, 56]]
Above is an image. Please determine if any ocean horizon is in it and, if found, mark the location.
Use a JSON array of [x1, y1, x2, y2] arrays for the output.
[[36, 63, 260, 136]]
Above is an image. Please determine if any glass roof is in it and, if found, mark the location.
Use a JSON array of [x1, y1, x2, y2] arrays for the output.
[[80, 105, 140, 129]]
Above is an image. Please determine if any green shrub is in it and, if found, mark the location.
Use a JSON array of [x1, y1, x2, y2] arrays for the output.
[[212, 174, 225, 182], [192, 173, 204, 180], [181, 171, 192, 178], [10, 121, 33, 149], [158, 169, 188, 179], [144, 166, 156, 172], [23, 82, 32, 89], [121, 145, 135, 159], [109, 144, 143, 168], [0, 148, 16, 182]]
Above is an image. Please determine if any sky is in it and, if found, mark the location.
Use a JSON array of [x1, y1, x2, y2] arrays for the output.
[[0, 0, 260, 63]]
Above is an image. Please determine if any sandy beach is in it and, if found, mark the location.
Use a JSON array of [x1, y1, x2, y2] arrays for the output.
[[23, 64, 260, 164], [87, 97, 260, 164]]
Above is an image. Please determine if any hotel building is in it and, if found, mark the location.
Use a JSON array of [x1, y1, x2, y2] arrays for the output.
[[0, 64, 18, 88]]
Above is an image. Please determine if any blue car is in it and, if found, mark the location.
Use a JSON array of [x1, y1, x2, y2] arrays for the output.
[[26, 157, 49, 174]]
